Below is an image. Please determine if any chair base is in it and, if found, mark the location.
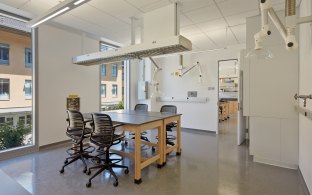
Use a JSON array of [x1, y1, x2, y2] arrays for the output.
[[86, 161, 129, 187]]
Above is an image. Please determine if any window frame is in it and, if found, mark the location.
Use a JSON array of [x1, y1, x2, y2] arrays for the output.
[[112, 84, 118, 98], [0, 43, 9, 65], [0, 78, 10, 101], [100, 84, 106, 97], [24, 80, 32, 99], [101, 64, 106, 76], [112, 64, 118, 77], [25, 48, 32, 68]]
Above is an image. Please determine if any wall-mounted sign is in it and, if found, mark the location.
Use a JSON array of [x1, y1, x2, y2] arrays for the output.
[[66, 95, 80, 111]]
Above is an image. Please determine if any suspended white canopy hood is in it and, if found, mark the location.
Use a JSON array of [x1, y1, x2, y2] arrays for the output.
[[72, 3, 192, 66], [73, 35, 191, 65]]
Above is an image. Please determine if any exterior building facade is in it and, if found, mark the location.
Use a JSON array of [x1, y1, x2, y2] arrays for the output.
[[0, 27, 32, 126], [100, 43, 124, 111]]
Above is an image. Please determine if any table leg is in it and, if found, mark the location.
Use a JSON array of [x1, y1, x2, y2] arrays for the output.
[[157, 123, 164, 168], [176, 117, 182, 155], [134, 128, 142, 184]]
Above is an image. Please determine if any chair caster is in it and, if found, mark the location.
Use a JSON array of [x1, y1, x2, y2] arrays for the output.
[[113, 180, 118, 187], [83, 167, 87, 173], [64, 160, 68, 164], [86, 182, 91, 188], [157, 164, 162, 168], [124, 169, 129, 174], [59, 168, 64, 174], [87, 170, 91, 175], [124, 141, 128, 146], [176, 152, 181, 156], [151, 147, 155, 152]]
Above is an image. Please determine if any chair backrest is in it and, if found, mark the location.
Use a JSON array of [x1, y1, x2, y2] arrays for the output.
[[90, 113, 114, 148], [66, 110, 85, 130], [134, 104, 148, 111], [160, 105, 177, 114]]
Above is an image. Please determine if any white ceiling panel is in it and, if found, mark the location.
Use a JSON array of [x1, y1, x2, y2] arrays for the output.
[[180, 25, 202, 36], [217, 0, 259, 17], [19, 1, 55, 16], [204, 28, 238, 47], [184, 4, 223, 23], [125, 0, 160, 9], [230, 24, 246, 44], [197, 18, 227, 32], [178, 0, 214, 13], [139, 0, 171, 12], [0, 0, 28, 8], [186, 33, 217, 50], [225, 9, 259, 26], [179, 13, 193, 27], [69, 4, 130, 31], [89, 0, 142, 23]]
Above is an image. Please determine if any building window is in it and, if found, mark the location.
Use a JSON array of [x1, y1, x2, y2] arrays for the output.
[[112, 84, 117, 97], [0, 43, 9, 65], [100, 84, 106, 97], [0, 117, 5, 124], [19, 116, 26, 125], [26, 115, 31, 125], [101, 64, 106, 76], [25, 48, 32, 68], [112, 64, 118, 77], [0, 79, 9, 100], [6, 117, 13, 125], [24, 80, 32, 99]]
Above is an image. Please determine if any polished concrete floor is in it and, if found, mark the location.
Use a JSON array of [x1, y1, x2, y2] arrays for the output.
[[0, 114, 309, 195]]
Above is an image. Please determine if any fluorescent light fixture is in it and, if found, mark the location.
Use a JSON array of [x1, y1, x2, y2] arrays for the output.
[[27, 0, 91, 28], [74, 0, 85, 5], [31, 7, 69, 28]]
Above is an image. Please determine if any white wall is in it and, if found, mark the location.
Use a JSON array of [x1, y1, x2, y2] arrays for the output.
[[38, 24, 100, 146], [131, 45, 244, 132], [299, 0, 312, 193], [244, 12, 299, 168]]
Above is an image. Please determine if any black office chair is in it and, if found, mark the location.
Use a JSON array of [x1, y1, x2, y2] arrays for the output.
[[86, 113, 129, 187], [127, 104, 150, 144], [160, 105, 177, 146], [60, 110, 94, 174]]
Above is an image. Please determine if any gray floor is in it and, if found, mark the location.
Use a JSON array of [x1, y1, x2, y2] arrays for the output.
[[0, 114, 309, 195]]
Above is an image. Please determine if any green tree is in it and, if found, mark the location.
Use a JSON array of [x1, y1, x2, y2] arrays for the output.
[[0, 122, 31, 150], [115, 100, 124, 109]]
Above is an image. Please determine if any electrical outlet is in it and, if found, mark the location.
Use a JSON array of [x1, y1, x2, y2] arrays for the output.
[[187, 91, 197, 97], [208, 87, 215, 91]]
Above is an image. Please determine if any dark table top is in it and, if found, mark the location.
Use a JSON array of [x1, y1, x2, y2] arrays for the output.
[[83, 110, 181, 125]]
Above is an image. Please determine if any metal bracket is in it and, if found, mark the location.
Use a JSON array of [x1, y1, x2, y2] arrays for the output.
[[294, 93, 312, 107]]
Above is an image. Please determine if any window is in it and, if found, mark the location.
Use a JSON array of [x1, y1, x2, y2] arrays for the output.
[[112, 64, 118, 77], [24, 80, 32, 99], [0, 117, 4, 124], [19, 116, 25, 125], [112, 84, 117, 97], [0, 44, 9, 65], [26, 115, 31, 125], [101, 64, 106, 76], [6, 117, 13, 125], [100, 84, 106, 97], [0, 79, 9, 100], [25, 48, 32, 68]]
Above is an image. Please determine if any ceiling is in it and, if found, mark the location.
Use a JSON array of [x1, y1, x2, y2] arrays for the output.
[[0, 0, 289, 51]]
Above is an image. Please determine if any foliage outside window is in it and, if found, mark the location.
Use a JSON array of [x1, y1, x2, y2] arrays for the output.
[[25, 48, 32, 68], [0, 79, 9, 100], [112, 84, 117, 97], [0, 43, 9, 65], [112, 64, 118, 77], [0, 122, 31, 150]]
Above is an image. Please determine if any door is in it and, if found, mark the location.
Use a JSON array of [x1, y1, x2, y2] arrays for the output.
[[237, 70, 246, 145]]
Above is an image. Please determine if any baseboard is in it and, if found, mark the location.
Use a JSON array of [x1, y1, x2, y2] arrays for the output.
[[39, 139, 71, 151], [253, 156, 298, 170], [181, 128, 216, 134]]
